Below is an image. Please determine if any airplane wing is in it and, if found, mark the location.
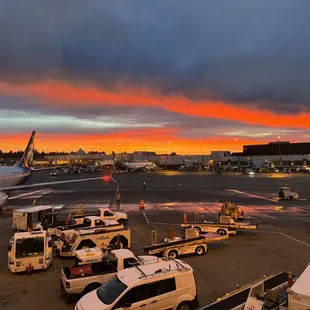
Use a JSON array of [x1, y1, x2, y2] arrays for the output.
[[30, 167, 60, 171], [0, 176, 108, 191]]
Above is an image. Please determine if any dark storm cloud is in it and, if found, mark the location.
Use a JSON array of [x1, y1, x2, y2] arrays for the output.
[[1, 0, 310, 111]]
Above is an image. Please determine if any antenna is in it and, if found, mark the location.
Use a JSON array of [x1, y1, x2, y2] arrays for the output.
[[135, 265, 147, 278]]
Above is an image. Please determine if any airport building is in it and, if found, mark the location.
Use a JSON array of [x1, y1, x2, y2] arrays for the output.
[[45, 148, 113, 165], [213, 141, 310, 169]]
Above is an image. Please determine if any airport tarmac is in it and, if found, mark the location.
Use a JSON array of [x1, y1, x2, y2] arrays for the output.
[[0, 170, 310, 309]]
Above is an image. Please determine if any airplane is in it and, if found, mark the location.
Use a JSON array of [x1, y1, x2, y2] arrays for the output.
[[113, 157, 156, 172], [0, 131, 112, 208]]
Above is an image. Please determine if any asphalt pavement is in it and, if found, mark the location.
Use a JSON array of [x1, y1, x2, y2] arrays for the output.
[[0, 170, 310, 309]]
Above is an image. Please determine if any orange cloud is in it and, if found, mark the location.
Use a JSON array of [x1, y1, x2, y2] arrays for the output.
[[1, 80, 310, 129]]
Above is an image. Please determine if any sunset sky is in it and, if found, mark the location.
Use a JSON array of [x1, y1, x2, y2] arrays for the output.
[[1, 1, 310, 154]]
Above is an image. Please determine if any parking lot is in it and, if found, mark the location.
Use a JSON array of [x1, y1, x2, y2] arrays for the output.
[[1, 170, 310, 309]]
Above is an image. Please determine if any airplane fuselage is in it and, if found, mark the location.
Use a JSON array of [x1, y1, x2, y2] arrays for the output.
[[123, 162, 152, 169], [0, 166, 31, 189]]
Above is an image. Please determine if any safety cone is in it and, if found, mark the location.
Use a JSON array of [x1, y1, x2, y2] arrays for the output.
[[140, 200, 145, 210], [288, 270, 293, 288], [183, 213, 187, 224]]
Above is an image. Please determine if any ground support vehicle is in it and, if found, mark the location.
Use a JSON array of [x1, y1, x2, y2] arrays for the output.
[[278, 187, 299, 200], [8, 230, 53, 273], [182, 215, 258, 236], [219, 202, 245, 221], [12, 205, 57, 232], [198, 271, 293, 310], [143, 228, 229, 259], [72, 207, 128, 225], [60, 247, 161, 295], [75, 258, 198, 310], [287, 263, 310, 309], [53, 217, 123, 239], [56, 226, 131, 258]]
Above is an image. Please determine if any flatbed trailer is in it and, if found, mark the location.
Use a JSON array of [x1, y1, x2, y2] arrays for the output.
[[181, 215, 258, 236], [144, 232, 229, 259]]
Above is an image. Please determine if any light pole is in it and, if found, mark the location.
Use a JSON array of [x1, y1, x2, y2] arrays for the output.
[[277, 136, 281, 168], [106, 174, 120, 207], [199, 140, 203, 165], [144, 143, 147, 160], [117, 143, 120, 157], [169, 141, 172, 155]]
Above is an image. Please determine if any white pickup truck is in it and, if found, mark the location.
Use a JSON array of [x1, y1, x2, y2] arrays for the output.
[[72, 208, 128, 225], [60, 247, 161, 296], [54, 217, 123, 239]]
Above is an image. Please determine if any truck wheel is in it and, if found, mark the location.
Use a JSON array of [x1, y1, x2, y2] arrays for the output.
[[177, 301, 191, 310], [117, 219, 124, 225], [168, 250, 178, 259], [217, 229, 227, 235], [193, 226, 202, 234], [83, 283, 101, 295], [195, 246, 205, 256], [110, 236, 128, 249], [289, 196, 294, 200]]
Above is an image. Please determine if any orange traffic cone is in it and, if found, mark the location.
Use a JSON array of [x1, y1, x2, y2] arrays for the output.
[[183, 213, 187, 224], [288, 270, 293, 288]]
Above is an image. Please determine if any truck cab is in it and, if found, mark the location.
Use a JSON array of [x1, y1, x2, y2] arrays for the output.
[[8, 230, 53, 273]]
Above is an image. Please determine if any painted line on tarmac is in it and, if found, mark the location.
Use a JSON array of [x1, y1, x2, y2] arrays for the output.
[[226, 189, 278, 203], [128, 225, 144, 235], [9, 189, 47, 200], [141, 209, 150, 224], [258, 231, 310, 248], [246, 216, 261, 223], [277, 232, 310, 248]]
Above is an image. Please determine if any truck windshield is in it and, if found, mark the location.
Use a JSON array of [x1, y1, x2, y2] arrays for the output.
[[15, 237, 45, 258], [97, 275, 127, 305]]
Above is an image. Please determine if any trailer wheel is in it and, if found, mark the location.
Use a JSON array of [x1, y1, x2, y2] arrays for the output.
[[195, 246, 205, 256], [168, 250, 178, 259], [193, 226, 202, 234], [217, 229, 227, 235]]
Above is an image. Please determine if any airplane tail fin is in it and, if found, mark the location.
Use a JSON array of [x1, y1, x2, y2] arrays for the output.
[[17, 131, 36, 168]]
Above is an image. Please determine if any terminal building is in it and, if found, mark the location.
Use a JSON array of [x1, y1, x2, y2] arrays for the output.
[[45, 148, 113, 165], [216, 141, 310, 169]]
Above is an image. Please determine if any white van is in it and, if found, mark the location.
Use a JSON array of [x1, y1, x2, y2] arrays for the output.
[[75, 259, 198, 310], [8, 230, 53, 273]]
